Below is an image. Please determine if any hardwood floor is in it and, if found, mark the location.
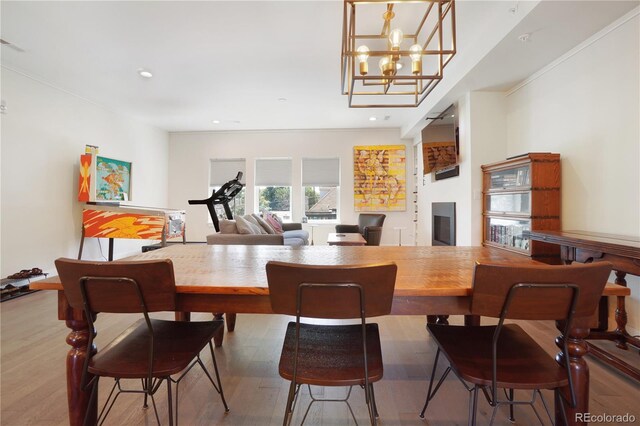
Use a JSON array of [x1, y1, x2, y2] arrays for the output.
[[2, 290, 639, 425]]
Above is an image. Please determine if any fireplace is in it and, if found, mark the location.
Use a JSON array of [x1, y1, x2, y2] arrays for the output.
[[432, 202, 456, 246]]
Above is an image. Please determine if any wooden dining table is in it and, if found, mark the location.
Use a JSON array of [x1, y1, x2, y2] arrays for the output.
[[31, 244, 629, 426]]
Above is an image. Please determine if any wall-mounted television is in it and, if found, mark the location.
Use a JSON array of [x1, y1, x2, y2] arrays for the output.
[[421, 105, 459, 180]]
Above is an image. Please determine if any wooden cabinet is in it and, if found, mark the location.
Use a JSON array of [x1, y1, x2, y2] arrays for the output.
[[481, 153, 560, 259]]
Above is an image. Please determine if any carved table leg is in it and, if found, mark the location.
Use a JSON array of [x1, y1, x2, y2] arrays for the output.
[[213, 313, 225, 347], [613, 272, 629, 349], [59, 292, 96, 426], [226, 313, 237, 332], [556, 318, 590, 426]]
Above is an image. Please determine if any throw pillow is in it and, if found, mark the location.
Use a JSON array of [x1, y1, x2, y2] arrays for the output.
[[243, 215, 268, 234], [219, 219, 238, 234], [236, 216, 262, 235], [252, 214, 276, 234], [264, 212, 283, 234]]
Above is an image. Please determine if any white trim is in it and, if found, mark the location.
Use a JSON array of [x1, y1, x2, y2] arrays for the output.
[[507, 6, 640, 97]]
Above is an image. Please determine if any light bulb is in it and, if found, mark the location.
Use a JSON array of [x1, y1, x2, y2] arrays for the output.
[[357, 45, 369, 75], [357, 45, 369, 62], [389, 29, 403, 48], [409, 44, 422, 61], [409, 44, 422, 75], [379, 57, 390, 71]]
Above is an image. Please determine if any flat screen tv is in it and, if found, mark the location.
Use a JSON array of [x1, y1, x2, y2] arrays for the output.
[[421, 105, 459, 179]]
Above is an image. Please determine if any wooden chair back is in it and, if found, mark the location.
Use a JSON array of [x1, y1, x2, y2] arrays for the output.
[[266, 261, 397, 319], [55, 258, 176, 314], [471, 262, 612, 320]]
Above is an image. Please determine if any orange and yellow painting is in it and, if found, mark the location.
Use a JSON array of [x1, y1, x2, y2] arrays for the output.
[[353, 145, 406, 212], [83, 209, 168, 240]]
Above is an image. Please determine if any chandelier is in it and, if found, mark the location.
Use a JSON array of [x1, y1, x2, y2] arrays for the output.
[[341, 0, 457, 108]]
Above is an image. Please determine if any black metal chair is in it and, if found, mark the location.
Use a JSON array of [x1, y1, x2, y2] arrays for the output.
[[336, 214, 386, 246], [419, 262, 611, 425], [55, 258, 229, 426], [266, 261, 397, 425]]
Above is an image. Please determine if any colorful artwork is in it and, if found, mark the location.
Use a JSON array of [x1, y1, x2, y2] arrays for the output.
[[353, 145, 406, 212], [423, 141, 457, 174], [78, 154, 92, 202], [96, 156, 132, 201], [82, 207, 185, 240]]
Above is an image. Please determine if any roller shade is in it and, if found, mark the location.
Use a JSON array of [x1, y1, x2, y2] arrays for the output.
[[255, 159, 292, 186], [209, 159, 246, 186], [302, 158, 340, 186]]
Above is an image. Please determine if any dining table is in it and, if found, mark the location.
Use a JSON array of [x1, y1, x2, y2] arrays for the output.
[[31, 244, 630, 426]]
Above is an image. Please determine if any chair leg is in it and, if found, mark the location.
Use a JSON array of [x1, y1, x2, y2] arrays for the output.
[[420, 348, 450, 418], [468, 386, 479, 426], [166, 378, 174, 426], [508, 389, 515, 422], [369, 383, 379, 419], [208, 341, 230, 412], [140, 379, 147, 408], [283, 381, 297, 426]]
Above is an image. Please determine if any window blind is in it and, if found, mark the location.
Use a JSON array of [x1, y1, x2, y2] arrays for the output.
[[255, 159, 292, 186], [302, 158, 340, 186], [209, 159, 246, 186]]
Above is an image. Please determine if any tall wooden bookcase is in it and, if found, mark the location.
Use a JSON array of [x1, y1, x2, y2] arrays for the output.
[[481, 153, 561, 261]]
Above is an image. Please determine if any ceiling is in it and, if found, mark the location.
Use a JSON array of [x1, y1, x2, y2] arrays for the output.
[[2, 1, 637, 135]]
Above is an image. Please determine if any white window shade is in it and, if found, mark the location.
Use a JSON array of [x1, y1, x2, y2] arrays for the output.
[[210, 159, 246, 186], [302, 158, 340, 186], [255, 159, 292, 186]]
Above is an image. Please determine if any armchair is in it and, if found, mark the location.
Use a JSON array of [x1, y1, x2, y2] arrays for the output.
[[335, 214, 386, 246]]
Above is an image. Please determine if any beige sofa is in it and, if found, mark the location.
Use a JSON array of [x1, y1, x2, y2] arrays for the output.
[[206, 223, 308, 246]]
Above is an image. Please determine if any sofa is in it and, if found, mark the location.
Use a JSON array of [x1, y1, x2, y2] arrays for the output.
[[207, 222, 309, 246]]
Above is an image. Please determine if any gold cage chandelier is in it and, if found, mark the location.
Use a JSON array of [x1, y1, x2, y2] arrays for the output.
[[341, 0, 456, 108]]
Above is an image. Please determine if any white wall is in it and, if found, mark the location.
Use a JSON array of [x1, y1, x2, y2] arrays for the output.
[[168, 129, 414, 246], [505, 13, 640, 332], [416, 91, 507, 247], [0, 68, 169, 277]]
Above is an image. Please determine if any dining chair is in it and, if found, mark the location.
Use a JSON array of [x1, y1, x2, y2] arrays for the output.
[[335, 214, 386, 246], [55, 258, 229, 426], [266, 261, 397, 425], [419, 261, 611, 425]]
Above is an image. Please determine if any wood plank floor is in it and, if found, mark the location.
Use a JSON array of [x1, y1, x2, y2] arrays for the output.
[[2, 291, 639, 425]]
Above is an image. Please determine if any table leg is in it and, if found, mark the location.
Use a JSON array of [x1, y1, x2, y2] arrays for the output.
[[226, 313, 237, 332], [613, 272, 629, 349], [555, 318, 590, 426], [60, 292, 96, 426], [213, 313, 225, 347], [175, 312, 191, 321], [464, 315, 480, 326]]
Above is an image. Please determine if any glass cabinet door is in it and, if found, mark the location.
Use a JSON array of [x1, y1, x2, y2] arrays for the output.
[[486, 192, 530, 214], [485, 217, 531, 251], [489, 166, 530, 189]]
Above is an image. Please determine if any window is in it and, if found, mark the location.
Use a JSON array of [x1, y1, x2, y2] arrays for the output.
[[302, 158, 340, 221], [255, 158, 292, 222], [209, 159, 246, 220]]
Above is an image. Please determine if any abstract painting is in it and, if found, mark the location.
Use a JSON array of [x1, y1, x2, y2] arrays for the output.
[[353, 145, 406, 211]]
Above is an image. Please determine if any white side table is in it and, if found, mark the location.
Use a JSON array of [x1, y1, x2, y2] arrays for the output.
[[393, 227, 407, 246]]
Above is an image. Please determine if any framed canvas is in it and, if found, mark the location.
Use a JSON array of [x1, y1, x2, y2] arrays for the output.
[[353, 145, 406, 212], [95, 156, 132, 201], [78, 153, 132, 202]]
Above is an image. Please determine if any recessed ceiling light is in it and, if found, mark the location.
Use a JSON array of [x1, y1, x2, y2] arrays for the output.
[[212, 120, 220, 124], [278, 97, 287, 102], [369, 116, 377, 121], [137, 68, 153, 78], [451, 114, 455, 118]]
